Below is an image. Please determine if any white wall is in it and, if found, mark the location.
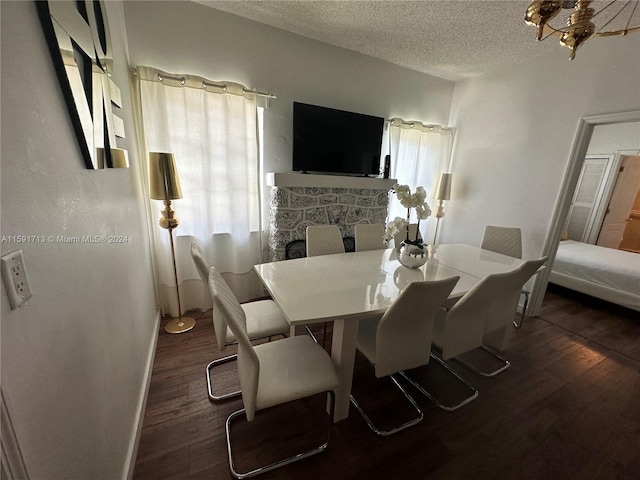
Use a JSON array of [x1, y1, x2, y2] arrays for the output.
[[122, 1, 455, 216], [444, 34, 640, 259], [0, 2, 158, 479]]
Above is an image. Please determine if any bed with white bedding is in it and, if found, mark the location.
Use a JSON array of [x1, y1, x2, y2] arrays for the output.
[[549, 240, 640, 311]]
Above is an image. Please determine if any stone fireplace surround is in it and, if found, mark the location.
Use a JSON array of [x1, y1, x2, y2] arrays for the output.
[[267, 172, 397, 261]]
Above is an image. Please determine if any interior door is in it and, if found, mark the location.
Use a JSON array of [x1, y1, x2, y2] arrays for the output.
[[619, 208, 640, 252], [565, 156, 613, 242], [597, 155, 640, 248]]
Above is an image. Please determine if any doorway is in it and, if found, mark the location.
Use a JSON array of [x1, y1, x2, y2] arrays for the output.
[[527, 111, 640, 316]]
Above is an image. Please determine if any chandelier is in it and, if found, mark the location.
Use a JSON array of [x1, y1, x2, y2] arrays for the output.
[[524, 0, 640, 60]]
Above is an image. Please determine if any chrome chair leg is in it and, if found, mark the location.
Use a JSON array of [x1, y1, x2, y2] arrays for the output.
[[455, 345, 511, 377], [514, 290, 530, 328], [400, 353, 478, 412], [304, 325, 320, 344], [350, 374, 423, 436], [226, 391, 335, 479], [304, 323, 329, 349], [206, 354, 241, 401]]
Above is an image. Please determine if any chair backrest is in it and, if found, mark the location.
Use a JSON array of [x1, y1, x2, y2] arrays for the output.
[[374, 276, 459, 378], [393, 223, 422, 250], [191, 242, 228, 349], [481, 225, 523, 259], [208, 267, 260, 420], [190, 241, 212, 284], [354, 224, 386, 252], [483, 256, 548, 350], [437, 271, 512, 360], [306, 225, 345, 257], [438, 256, 547, 359]]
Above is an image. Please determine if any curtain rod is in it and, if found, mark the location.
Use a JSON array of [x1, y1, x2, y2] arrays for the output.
[[386, 118, 451, 133], [155, 72, 277, 99]]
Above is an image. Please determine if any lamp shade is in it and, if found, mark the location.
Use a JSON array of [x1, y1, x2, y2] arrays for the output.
[[434, 173, 452, 200], [149, 152, 183, 200]]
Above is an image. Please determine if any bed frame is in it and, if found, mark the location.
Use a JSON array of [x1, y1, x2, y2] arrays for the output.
[[549, 240, 640, 312]]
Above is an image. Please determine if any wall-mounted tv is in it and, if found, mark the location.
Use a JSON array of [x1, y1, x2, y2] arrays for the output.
[[293, 102, 384, 176]]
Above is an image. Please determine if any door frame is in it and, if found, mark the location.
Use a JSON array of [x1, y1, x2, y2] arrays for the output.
[[528, 110, 640, 316]]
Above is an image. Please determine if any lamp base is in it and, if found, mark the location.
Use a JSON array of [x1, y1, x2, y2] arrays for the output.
[[164, 316, 196, 334]]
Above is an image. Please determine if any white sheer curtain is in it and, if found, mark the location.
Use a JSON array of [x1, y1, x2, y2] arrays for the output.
[[136, 66, 263, 315], [388, 119, 454, 241]]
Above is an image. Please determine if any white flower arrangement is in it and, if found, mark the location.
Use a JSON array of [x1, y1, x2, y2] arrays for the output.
[[385, 184, 432, 245]]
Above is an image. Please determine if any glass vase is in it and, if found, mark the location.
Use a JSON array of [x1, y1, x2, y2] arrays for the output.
[[397, 239, 428, 269]]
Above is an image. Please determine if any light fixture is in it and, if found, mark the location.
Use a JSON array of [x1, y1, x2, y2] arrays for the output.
[[525, 0, 640, 60], [432, 173, 452, 245], [149, 152, 196, 334]]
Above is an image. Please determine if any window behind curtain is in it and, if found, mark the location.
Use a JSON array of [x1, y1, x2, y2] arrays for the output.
[[137, 66, 264, 312], [388, 121, 454, 241]]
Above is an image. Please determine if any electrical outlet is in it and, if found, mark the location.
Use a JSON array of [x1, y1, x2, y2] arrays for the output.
[[1, 250, 33, 310]]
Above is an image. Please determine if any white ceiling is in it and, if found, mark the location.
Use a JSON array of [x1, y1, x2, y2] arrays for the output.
[[194, 0, 574, 82], [195, 0, 640, 81]]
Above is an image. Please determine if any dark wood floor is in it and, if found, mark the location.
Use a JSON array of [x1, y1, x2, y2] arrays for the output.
[[133, 284, 640, 480]]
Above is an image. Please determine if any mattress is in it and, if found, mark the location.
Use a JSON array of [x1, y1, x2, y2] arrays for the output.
[[549, 240, 640, 311]]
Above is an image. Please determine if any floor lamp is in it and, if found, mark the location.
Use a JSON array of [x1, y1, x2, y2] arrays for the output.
[[433, 173, 453, 245], [149, 152, 196, 334]]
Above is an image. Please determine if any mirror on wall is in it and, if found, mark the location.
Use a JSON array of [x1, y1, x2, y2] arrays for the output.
[[37, 1, 128, 169]]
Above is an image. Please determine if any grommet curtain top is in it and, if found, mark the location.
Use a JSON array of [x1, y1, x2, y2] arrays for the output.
[[135, 66, 276, 99], [387, 117, 452, 134]]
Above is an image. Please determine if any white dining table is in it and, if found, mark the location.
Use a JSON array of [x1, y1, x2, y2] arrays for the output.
[[254, 243, 524, 422]]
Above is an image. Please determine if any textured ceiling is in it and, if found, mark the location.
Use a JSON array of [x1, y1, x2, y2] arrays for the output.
[[194, 0, 566, 81], [195, 0, 640, 81]]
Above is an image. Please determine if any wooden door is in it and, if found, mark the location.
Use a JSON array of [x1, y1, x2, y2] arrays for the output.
[[597, 155, 640, 248], [619, 188, 640, 252]]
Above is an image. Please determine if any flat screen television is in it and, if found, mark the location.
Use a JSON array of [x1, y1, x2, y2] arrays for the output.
[[293, 102, 384, 176]]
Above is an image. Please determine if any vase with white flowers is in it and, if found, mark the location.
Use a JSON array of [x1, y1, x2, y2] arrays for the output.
[[385, 184, 432, 268]]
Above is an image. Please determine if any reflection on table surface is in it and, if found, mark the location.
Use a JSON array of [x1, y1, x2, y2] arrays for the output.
[[254, 244, 521, 325]]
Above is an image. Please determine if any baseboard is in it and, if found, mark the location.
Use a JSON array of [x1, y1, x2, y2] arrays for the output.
[[123, 308, 161, 480], [1, 389, 30, 480]]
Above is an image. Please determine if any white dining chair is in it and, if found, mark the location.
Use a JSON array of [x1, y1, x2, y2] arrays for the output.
[[451, 257, 547, 378], [208, 268, 339, 479], [190, 242, 290, 402], [306, 224, 345, 257], [351, 277, 459, 436], [354, 223, 386, 252], [480, 225, 530, 328], [305, 225, 346, 346], [393, 223, 422, 250], [399, 265, 540, 410], [477, 256, 548, 354], [481, 225, 523, 259]]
